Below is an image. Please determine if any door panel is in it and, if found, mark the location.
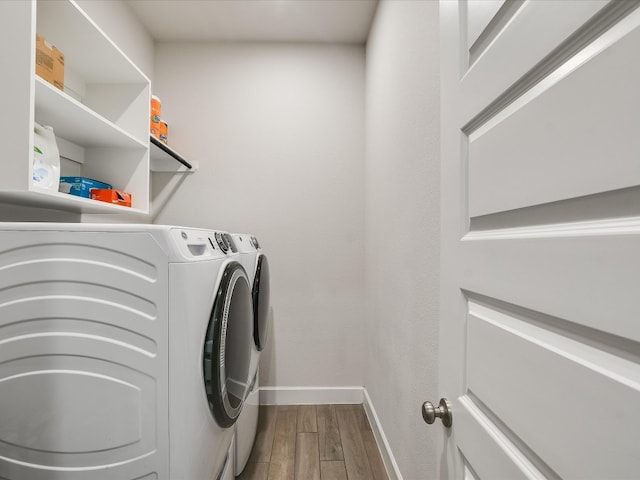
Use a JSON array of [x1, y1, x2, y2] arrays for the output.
[[468, 11, 640, 217], [461, 233, 640, 341], [466, 0, 506, 51], [466, 301, 640, 479], [440, 1, 640, 478], [460, 0, 611, 120], [455, 397, 549, 480]]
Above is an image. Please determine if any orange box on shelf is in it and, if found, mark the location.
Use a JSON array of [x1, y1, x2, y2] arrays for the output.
[[35, 34, 64, 91], [90, 188, 132, 208]]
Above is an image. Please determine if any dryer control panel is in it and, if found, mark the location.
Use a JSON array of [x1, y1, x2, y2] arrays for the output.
[[170, 228, 226, 261]]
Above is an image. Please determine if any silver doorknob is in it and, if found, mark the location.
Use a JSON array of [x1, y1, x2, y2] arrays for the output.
[[422, 398, 452, 427]]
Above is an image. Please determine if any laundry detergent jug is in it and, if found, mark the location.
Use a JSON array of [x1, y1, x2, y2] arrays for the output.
[[32, 122, 60, 192]]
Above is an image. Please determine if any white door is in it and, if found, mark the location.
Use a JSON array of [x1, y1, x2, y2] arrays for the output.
[[439, 1, 640, 478]]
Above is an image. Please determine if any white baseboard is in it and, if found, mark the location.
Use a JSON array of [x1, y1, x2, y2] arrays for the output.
[[259, 386, 364, 405], [258, 386, 402, 480], [362, 388, 403, 480]]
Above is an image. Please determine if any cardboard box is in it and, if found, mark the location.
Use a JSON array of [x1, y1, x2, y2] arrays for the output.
[[35, 34, 64, 91], [91, 189, 132, 208], [59, 177, 112, 198]]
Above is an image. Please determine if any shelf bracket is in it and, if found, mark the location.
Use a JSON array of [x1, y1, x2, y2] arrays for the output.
[[150, 136, 196, 172]]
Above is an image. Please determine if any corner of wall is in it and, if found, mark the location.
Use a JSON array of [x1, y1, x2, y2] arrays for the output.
[[363, 387, 404, 480]]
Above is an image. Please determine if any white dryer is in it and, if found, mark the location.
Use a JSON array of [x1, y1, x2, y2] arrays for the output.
[[229, 233, 270, 476], [0, 223, 254, 480]]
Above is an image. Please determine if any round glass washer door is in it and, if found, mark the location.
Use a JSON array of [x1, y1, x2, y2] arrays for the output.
[[253, 254, 270, 351], [203, 261, 253, 428]]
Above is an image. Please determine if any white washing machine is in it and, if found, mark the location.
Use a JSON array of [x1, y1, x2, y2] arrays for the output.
[[0, 223, 255, 480], [230, 233, 270, 476]]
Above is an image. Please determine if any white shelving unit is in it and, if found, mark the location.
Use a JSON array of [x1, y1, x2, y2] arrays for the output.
[[0, 0, 151, 214]]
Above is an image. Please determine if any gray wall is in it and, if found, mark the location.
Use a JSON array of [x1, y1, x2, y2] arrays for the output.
[[152, 42, 367, 388], [365, 1, 440, 478]]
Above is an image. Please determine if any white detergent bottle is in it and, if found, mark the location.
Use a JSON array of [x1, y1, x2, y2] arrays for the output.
[[32, 122, 60, 192]]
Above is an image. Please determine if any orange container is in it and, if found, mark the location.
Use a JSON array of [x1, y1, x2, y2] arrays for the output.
[[150, 95, 162, 138], [90, 188, 132, 208], [159, 120, 168, 144]]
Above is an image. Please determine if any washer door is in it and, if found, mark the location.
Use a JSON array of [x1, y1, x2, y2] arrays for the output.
[[203, 261, 253, 428], [253, 254, 270, 351]]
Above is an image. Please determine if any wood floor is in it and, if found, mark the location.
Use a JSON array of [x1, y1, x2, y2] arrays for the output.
[[237, 404, 389, 480]]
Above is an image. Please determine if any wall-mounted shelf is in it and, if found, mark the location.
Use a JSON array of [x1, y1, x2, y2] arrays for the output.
[[0, 0, 151, 215], [149, 136, 196, 173]]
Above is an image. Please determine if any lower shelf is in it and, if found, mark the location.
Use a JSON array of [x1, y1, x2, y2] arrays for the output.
[[0, 189, 147, 215]]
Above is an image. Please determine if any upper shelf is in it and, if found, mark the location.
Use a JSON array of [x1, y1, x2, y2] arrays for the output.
[[37, 0, 147, 84], [149, 136, 196, 172], [35, 77, 146, 149]]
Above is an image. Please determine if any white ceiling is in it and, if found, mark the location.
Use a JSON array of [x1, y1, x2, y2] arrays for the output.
[[126, 0, 378, 44]]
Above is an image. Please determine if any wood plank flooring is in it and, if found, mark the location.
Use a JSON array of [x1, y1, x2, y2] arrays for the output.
[[238, 404, 388, 480]]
